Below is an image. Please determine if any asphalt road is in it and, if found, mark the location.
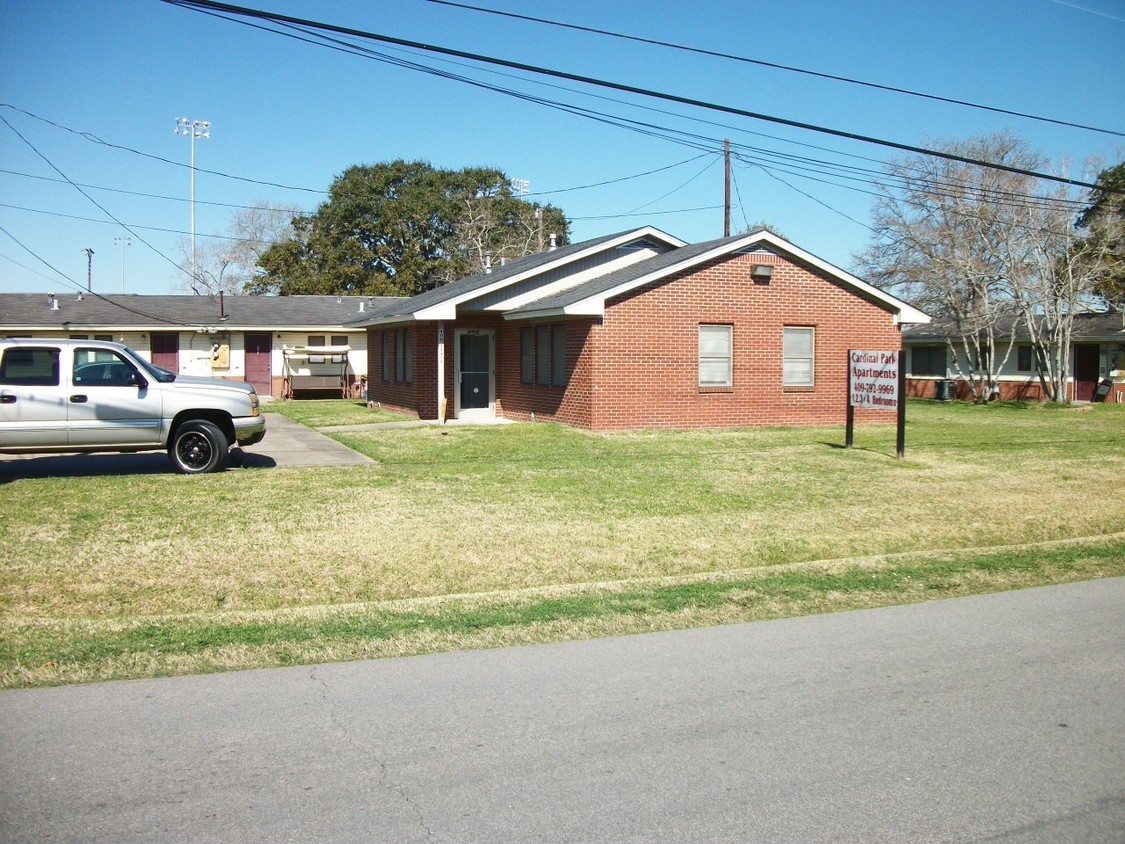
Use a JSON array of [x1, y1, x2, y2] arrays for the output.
[[2, 579, 1123, 843]]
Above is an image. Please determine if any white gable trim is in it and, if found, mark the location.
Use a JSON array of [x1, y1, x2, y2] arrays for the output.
[[481, 243, 667, 312], [411, 227, 686, 321]]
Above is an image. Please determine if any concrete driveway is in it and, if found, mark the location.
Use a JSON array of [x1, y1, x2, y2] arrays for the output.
[[0, 412, 371, 478]]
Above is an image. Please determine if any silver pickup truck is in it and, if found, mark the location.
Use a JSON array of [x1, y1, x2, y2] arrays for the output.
[[0, 338, 265, 474]]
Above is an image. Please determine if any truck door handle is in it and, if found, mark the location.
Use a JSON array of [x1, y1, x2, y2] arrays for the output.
[[0, 395, 15, 404], [70, 395, 88, 403]]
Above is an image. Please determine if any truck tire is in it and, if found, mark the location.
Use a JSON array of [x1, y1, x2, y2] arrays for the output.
[[169, 420, 228, 474]]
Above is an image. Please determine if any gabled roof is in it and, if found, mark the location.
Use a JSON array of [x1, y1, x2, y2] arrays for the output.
[[903, 311, 1125, 342], [0, 293, 400, 331], [349, 226, 687, 326], [507, 230, 932, 325]]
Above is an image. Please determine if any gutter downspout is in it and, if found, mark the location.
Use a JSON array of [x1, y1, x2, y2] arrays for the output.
[[437, 321, 446, 423]]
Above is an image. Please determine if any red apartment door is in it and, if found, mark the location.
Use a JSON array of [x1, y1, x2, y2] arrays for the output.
[[244, 333, 273, 397], [150, 332, 179, 372], [1074, 344, 1099, 401]]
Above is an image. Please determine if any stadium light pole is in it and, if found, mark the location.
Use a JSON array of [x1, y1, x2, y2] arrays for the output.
[[114, 236, 131, 293], [173, 117, 210, 289]]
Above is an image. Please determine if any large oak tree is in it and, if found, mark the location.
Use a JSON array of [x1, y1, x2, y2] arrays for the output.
[[251, 161, 569, 296]]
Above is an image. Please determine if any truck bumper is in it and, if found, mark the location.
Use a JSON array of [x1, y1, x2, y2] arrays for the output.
[[233, 415, 266, 447]]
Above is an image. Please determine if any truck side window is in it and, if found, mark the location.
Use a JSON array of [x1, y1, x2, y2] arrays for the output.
[[72, 350, 135, 387], [0, 348, 60, 386]]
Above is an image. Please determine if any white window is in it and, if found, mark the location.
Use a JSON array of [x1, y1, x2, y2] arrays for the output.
[[783, 327, 815, 386], [699, 325, 733, 387]]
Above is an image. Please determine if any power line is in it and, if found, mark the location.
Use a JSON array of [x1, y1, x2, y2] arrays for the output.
[[426, 0, 1124, 140], [0, 113, 184, 278], [570, 205, 724, 222], [0, 202, 266, 242], [160, 0, 1112, 193], [0, 168, 287, 211], [0, 223, 195, 325], [524, 154, 713, 196], [622, 157, 719, 215], [0, 103, 327, 195]]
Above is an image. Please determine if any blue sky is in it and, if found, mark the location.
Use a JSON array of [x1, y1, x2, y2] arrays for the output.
[[1, 0, 1122, 296]]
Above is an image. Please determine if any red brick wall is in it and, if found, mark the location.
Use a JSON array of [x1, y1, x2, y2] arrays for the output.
[[496, 319, 596, 428], [907, 377, 1089, 403], [582, 251, 903, 430], [368, 318, 508, 420], [367, 325, 423, 418], [367, 252, 906, 430]]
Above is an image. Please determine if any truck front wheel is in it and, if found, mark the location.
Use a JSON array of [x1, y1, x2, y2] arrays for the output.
[[169, 420, 228, 474]]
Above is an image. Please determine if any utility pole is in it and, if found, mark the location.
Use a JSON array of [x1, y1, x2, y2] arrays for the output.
[[723, 138, 731, 237], [83, 247, 94, 291]]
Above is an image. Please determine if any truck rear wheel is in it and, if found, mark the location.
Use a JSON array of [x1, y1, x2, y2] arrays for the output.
[[169, 420, 228, 474]]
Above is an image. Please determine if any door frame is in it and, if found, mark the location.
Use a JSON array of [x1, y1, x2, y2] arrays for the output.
[[453, 328, 495, 420]]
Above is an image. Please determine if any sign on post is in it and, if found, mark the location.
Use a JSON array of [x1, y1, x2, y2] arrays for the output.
[[846, 350, 907, 458]]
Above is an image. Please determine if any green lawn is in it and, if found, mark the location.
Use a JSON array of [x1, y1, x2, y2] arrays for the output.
[[2, 400, 1122, 687], [263, 397, 413, 427]]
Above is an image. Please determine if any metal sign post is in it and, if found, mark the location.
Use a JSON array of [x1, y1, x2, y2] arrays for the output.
[[847, 350, 906, 459]]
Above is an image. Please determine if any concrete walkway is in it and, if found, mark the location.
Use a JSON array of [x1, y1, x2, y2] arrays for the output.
[[234, 413, 373, 469]]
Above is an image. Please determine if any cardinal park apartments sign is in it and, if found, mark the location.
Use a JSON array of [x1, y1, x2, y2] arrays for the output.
[[846, 350, 907, 458], [850, 350, 899, 409]]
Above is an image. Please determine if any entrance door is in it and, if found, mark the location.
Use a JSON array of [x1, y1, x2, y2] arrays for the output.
[[455, 330, 494, 419], [244, 333, 273, 397], [1074, 344, 1100, 402], [150, 332, 179, 373]]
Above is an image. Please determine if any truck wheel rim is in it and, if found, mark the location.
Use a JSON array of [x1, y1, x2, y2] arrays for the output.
[[177, 432, 212, 470]]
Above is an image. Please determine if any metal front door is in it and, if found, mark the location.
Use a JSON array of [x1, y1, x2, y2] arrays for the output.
[[1074, 344, 1099, 402], [457, 331, 493, 417], [244, 333, 273, 397], [150, 332, 179, 373]]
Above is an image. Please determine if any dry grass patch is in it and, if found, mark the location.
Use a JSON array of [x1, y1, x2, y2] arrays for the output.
[[1, 401, 1122, 686]]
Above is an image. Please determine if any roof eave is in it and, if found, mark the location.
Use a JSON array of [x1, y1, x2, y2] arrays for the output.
[[533, 230, 933, 325], [407, 226, 688, 317]]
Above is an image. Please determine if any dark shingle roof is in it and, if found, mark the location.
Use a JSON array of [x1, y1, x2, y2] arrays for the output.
[[0, 294, 405, 330], [354, 230, 666, 322], [509, 235, 742, 314], [902, 312, 1125, 341]]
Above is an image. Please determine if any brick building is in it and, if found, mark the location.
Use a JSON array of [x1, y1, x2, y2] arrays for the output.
[[902, 314, 1125, 403], [356, 227, 930, 430]]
